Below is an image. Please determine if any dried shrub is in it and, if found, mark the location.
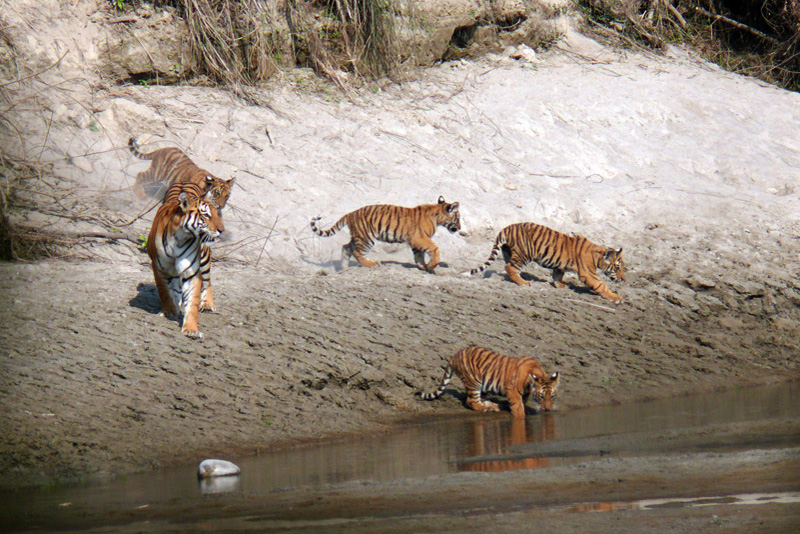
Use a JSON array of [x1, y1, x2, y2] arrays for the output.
[[579, 0, 800, 92], [0, 156, 62, 261], [170, 0, 396, 89], [182, 0, 286, 85]]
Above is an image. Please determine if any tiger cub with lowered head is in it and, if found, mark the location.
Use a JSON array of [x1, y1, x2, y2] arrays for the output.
[[147, 181, 224, 339], [129, 137, 235, 210], [419, 346, 559, 418], [468, 222, 625, 303], [310, 196, 461, 273]]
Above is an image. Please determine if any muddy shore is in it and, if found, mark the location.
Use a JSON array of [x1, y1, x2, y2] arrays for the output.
[[0, 257, 797, 490]]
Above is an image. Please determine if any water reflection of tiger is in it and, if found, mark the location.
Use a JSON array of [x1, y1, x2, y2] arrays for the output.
[[460, 416, 555, 473]]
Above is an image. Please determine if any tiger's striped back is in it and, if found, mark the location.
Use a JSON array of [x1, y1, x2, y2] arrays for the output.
[[468, 222, 625, 303], [310, 196, 461, 273], [129, 137, 234, 209], [419, 346, 559, 418]]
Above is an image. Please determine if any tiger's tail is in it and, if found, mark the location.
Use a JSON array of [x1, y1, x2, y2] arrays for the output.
[[128, 137, 154, 160], [310, 216, 347, 237], [418, 365, 454, 401], [466, 230, 507, 276]]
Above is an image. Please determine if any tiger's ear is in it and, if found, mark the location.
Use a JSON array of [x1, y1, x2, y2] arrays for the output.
[[438, 196, 445, 204], [617, 247, 623, 256], [227, 177, 235, 186], [551, 372, 559, 384], [178, 192, 192, 211], [205, 175, 214, 185], [447, 201, 460, 212]]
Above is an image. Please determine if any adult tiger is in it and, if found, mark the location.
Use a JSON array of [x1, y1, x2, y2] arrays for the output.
[[147, 182, 224, 339], [419, 346, 559, 418], [467, 222, 625, 303], [128, 137, 235, 210], [310, 196, 461, 273]]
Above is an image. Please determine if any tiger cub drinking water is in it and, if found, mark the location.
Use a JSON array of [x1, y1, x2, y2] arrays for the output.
[[468, 222, 625, 303], [419, 346, 559, 418], [310, 196, 461, 273]]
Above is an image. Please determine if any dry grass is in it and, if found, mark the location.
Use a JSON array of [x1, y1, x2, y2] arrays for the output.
[[0, 157, 62, 261], [579, 0, 800, 92], [173, 0, 396, 91]]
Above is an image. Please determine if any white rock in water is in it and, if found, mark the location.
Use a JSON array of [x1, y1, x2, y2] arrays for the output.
[[197, 459, 241, 478]]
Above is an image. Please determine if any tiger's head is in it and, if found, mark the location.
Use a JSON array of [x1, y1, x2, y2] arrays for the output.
[[436, 196, 461, 233], [600, 247, 625, 282], [531, 371, 559, 412], [178, 192, 224, 243], [202, 175, 235, 210]]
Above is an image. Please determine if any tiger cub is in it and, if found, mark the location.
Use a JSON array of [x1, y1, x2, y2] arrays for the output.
[[419, 346, 559, 418], [468, 222, 625, 303], [147, 182, 224, 339], [310, 196, 461, 273], [129, 137, 235, 210]]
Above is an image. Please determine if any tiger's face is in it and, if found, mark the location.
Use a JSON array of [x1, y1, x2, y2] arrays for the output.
[[197, 202, 224, 244], [600, 247, 625, 281], [203, 175, 235, 210], [436, 196, 461, 233], [178, 192, 224, 243], [531, 372, 559, 411]]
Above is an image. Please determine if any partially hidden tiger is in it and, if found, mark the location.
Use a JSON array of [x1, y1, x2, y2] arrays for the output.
[[129, 137, 235, 210], [310, 196, 461, 273], [147, 181, 224, 339], [467, 222, 626, 303], [418, 346, 560, 418]]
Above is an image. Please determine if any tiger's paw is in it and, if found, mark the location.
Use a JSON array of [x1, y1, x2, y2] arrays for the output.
[[182, 328, 205, 340], [200, 305, 216, 313]]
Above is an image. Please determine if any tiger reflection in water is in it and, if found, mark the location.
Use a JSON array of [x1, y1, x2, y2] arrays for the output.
[[458, 415, 555, 473]]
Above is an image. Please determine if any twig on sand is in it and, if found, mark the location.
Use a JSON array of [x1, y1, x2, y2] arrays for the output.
[[0, 51, 68, 88], [675, 188, 762, 207], [117, 199, 160, 227], [256, 214, 280, 268], [564, 298, 617, 312]]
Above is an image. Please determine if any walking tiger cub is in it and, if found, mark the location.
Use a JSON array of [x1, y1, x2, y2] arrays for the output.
[[129, 137, 235, 210], [310, 196, 461, 273], [147, 182, 224, 339], [468, 222, 625, 303], [419, 346, 559, 418]]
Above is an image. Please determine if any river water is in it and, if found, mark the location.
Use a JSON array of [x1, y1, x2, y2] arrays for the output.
[[2, 382, 798, 532]]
